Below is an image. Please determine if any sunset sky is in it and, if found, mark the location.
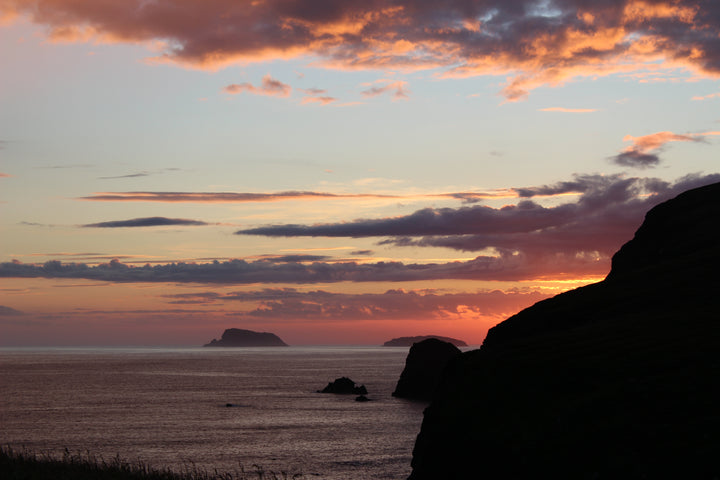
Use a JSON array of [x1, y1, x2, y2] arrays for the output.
[[1, 0, 719, 346]]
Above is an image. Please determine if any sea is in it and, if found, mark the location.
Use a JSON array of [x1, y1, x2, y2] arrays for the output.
[[0, 346, 435, 479]]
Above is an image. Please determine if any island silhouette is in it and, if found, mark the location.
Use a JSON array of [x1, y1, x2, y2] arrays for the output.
[[204, 328, 288, 347]]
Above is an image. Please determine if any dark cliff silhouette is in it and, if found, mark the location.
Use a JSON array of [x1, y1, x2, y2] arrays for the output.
[[204, 328, 288, 347], [392, 338, 462, 400], [383, 335, 467, 347], [409, 181, 720, 479]]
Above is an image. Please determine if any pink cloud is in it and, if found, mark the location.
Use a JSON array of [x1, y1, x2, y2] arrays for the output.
[[298, 88, 336, 105], [3, 1, 720, 99], [223, 74, 291, 97], [361, 80, 409, 100], [539, 107, 598, 113]]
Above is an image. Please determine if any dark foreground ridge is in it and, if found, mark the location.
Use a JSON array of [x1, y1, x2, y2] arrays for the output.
[[204, 328, 288, 347], [383, 335, 467, 347], [409, 181, 720, 479]]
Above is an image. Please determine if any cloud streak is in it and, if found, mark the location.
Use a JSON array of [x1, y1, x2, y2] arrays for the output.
[[6, 174, 718, 285], [0, 251, 609, 285], [78, 191, 401, 203], [237, 173, 720, 260], [539, 107, 598, 113], [5, 1, 719, 99], [82, 217, 210, 228], [163, 288, 551, 323], [223, 75, 291, 97]]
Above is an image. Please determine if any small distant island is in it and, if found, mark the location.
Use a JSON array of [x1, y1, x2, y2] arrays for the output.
[[204, 328, 288, 347], [383, 335, 467, 347]]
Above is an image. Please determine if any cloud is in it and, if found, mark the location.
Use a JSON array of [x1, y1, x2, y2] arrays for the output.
[[612, 150, 661, 168], [0, 251, 610, 285], [223, 74, 291, 97], [298, 87, 337, 105], [82, 217, 210, 228], [77, 189, 517, 206], [538, 107, 598, 113], [78, 191, 400, 203], [361, 80, 409, 100], [301, 95, 337, 105], [163, 288, 552, 323], [0, 172, 10, 178], [0, 305, 23, 316], [6, 0, 719, 99], [610, 131, 720, 168], [237, 173, 720, 260], [98, 172, 151, 180], [19, 221, 57, 227], [7, 174, 717, 285], [691, 92, 720, 101]]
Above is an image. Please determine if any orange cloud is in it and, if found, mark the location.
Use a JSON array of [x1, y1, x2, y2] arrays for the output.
[[539, 107, 598, 113], [5, 0, 718, 99], [692, 92, 720, 101], [623, 131, 701, 151]]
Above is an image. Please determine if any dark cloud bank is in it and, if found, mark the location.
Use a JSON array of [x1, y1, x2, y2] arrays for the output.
[[4, 173, 718, 285], [237, 173, 720, 255]]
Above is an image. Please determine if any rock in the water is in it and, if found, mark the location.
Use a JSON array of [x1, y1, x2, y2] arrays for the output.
[[318, 377, 368, 395], [204, 328, 288, 347], [355, 395, 371, 402], [392, 338, 461, 400], [409, 181, 720, 479], [383, 335, 467, 347]]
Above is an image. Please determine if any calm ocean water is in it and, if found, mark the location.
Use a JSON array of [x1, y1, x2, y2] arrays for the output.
[[0, 346, 429, 479]]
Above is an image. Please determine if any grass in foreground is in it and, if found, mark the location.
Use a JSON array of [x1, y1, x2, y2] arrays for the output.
[[0, 446, 304, 480]]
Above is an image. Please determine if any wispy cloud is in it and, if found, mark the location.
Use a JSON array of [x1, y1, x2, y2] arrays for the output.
[[538, 107, 598, 113], [78, 191, 402, 203], [223, 74, 291, 97], [691, 92, 720, 101], [82, 217, 210, 228], [361, 80, 409, 100], [298, 87, 337, 105], [610, 131, 720, 168], [162, 288, 551, 322], [77, 188, 521, 205], [98, 172, 151, 180], [0, 172, 10, 178]]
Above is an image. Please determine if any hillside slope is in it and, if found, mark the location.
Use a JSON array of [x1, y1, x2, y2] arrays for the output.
[[409, 182, 720, 479]]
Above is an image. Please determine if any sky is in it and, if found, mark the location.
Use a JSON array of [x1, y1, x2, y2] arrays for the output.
[[1, 0, 719, 346]]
